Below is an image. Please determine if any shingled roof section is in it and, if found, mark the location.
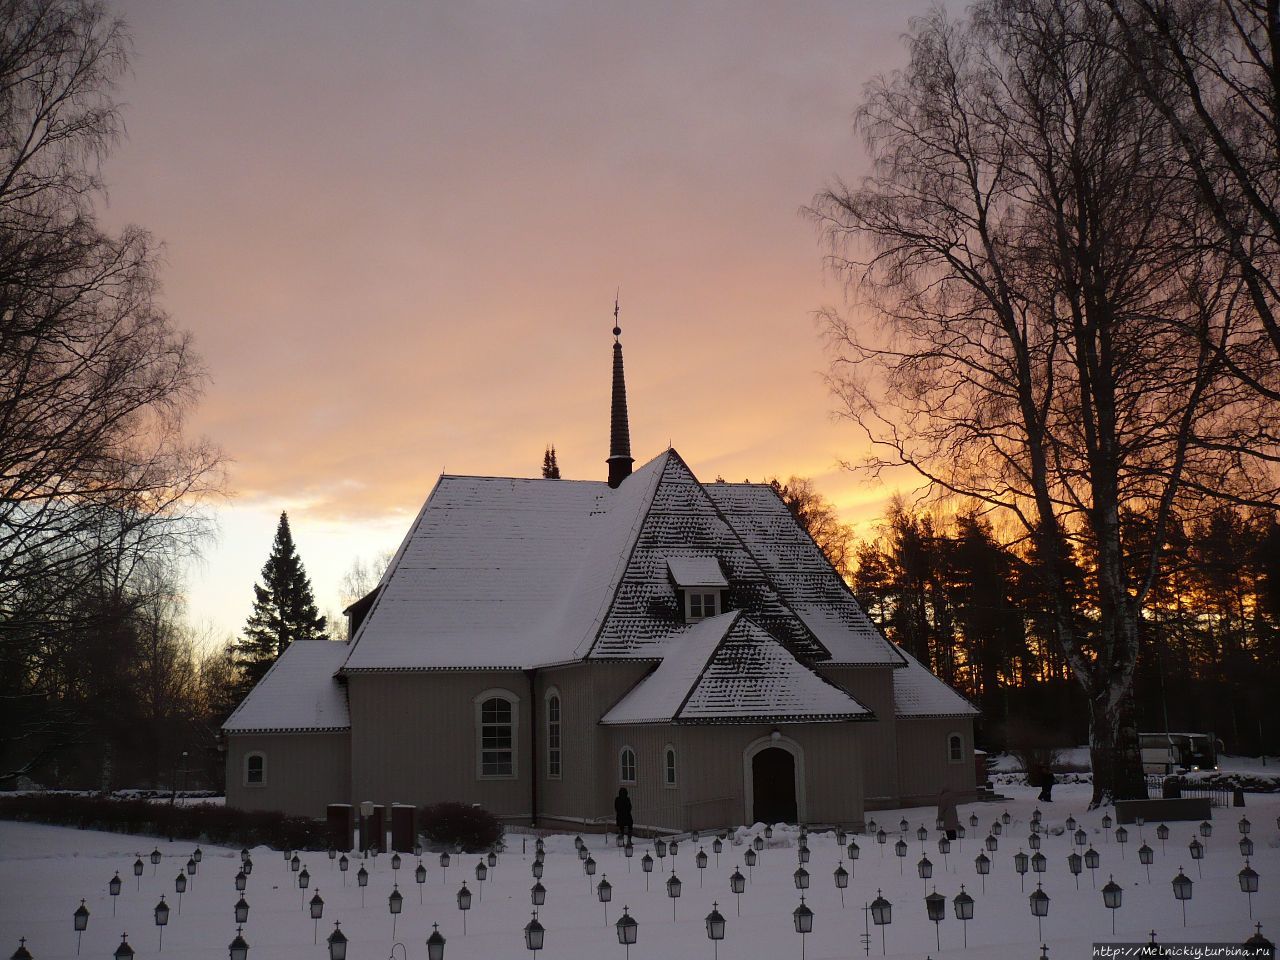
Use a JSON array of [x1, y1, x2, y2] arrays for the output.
[[703, 482, 905, 667], [892, 645, 980, 718], [222, 640, 351, 734], [601, 612, 872, 725]]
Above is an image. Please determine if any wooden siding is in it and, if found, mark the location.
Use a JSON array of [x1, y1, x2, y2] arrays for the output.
[[895, 718, 977, 804], [821, 666, 899, 804], [225, 732, 350, 819]]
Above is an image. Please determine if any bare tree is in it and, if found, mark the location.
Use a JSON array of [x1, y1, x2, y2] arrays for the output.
[[809, 0, 1253, 803], [768, 476, 857, 580]]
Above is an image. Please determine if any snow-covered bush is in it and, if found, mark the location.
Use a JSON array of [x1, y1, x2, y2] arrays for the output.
[[418, 802, 503, 852]]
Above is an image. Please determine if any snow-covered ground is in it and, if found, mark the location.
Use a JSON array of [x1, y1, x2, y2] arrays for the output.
[[2, 784, 1276, 959]]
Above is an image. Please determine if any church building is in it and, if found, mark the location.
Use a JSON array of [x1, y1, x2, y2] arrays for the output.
[[223, 323, 978, 831]]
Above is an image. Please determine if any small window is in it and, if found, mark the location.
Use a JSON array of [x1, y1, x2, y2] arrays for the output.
[[546, 690, 562, 780], [948, 733, 964, 764], [687, 591, 718, 621], [663, 745, 677, 787], [619, 746, 637, 784], [245, 752, 266, 786], [475, 690, 519, 779]]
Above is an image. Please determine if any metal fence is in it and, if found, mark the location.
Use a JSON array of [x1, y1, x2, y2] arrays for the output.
[[1145, 775, 1232, 807]]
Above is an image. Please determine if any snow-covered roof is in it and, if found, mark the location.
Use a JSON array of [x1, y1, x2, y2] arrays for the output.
[[703, 483, 905, 667], [666, 557, 729, 588], [891, 645, 980, 718], [222, 640, 351, 734], [601, 612, 872, 725]]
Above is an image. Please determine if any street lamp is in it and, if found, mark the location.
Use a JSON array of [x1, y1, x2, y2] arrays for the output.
[[1189, 838, 1205, 877], [1015, 850, 1030, 891], [697, 848, 709, 885], [598, 875, 613, 926], [1085, 847, 1101, 888], [1157, 823, 1169, 853], [339, 854, 349, 885], [228, 926, 249, 960], [706, 901, 727, 960], [870, 889, 892, 955], [641, 853, 654, 890], [1172, 867, 1193, 926], [1102, 875, 1123, 935], [426, 924, 445, 960], [1139, 843, 1154, 882], [235, 870, 247, 892], [154, 895, 170, 951], [1068, 851, 1083, 889], [417, 861, 427, 903], [731, 867, 747, 915], [1238, 860, 1259, 918], [918, 855, 933, 882], [713, 836, 723, 868], [389, 884, 404, 939], [616, 907, 637, 960], [1239, 817, 1251, 836], [975, 852, 991, 893], [797, 843, 810, 865], [793, 896, 813, 960], [1116, 826, 1129, 858], [1031, 851, 1047, 877], [73, 899, 89, 956], [1029, 882, 1050, 941], [666, 873, 683, 922], [744, 847, 756, 881], [894, 837, 908, 873], [833, 862, 849, 908], [524, 912, 545, 954], [326, 922, 347, 960], [174, 872, 187, 913], [925, 888, 946, 950], [793, 866, 809, 890], [953, 885, 974, 949], [531, 880, 546, 907], [235, 895, 249, 924], [457, 882, 472, 935]]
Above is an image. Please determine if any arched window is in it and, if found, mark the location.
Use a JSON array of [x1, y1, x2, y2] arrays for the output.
[[619, 746, 637, 784], [244, 752, 266, 786], [663, 744, 677, 787], [545, 689, 562, 780], [948, 732, 964, 764], [474, 690, 519, 779]]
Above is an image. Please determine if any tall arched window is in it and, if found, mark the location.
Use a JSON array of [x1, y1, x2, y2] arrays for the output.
[[545, 689, 562, 780], [474, 690, 519, 779], [663, 744, 677, 787], [948, 732, 964, 763], [244, 752, 266, 786], [619, 746, 637, 784]]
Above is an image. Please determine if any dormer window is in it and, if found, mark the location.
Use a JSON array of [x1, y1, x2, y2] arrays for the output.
[[688, 591, 719, 620]]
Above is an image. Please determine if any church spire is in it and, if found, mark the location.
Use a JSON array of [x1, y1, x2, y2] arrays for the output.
[[607, 296, 634, 488]]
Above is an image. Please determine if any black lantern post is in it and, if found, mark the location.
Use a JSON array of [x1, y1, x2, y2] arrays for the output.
[[706, 901, 727, 960], [109, 871, 122, 915], [475, 861, 487, 903], [1238, 860, 1259, 918], [870, 889, 892, 955], [531, 880, 546, 907], [917, 855, 933, 890], [1103, 813, 1113, 836], [1199, 820, 1213, 844], [876, 829, 887, 859], [228, 926, 248, 960], [298, 865, 311, 911], [174, 871, 187, 914], [234, 868, 247, 893], [953, 885, 974, 948], [150, 848, 162, 875], [1157, 823, 1169, 854], [625, 840, 634, 871], [975, 852, 991, 893], [615, 907, 637, 960], [1189, 838, 1205, 877], [1085, 847, 1101, 888], [1075, 828, 1088, 849], [917, 825, 928, 852], [1029, 882, 1050, 942], [985, 833, 999, 855], [457, 882, 472, 935], [339, 854, 349, 886], [1065, 816, 1077, 832], [666, 873, 682, 922], [992, 821, 1003, 837], [713, 836, 723, 868], [1068, 851, 1083, 890], [1015, 850, 1030, 892], [1029, 832, 1041, 852], [417, 861, 427, 903], [1241, 836, 1255, 857], [598, 875, 613, 926], [242, 856, 253, 877], [1116, 826, 1129, 859], [11, 938, 32, 960], [654, 838, 667, 869], [938, 835, 951, 871], [925, 888, 946, 950], [308, 891, 324, 942], [326, 922, 347, 960], [1172, 867, 1193, 926], [235, 895, 249, 925], [389, 884, 403, 939], [113, 933, 134, 960], [153, 895, 169, 951], [847, 839, 860, 876], [1239, 816, 1251, 836], [697, 848, 708, 886], [894, 838, 908, 874], [833, 863, 848, 909], [532, 859, 544, 881], [793, 866, 809, 891], [641, 853, 654, 890], [792, 896, 813, 960], [426, 924, 445, 960], [744, 847, 757, 881], [1102, 876, 1123, 935], [1002, 810, 1012, 825], [765, 825, 774, 840], [584, 855, 598, 895], [357, 865, 369, 908], [797, 843, 810, 865], [1031, 851, 1047, 878], [392, 852, 402, 876], [669, 839, 680, 862], [1139, 843, 1154, 882], [524, 912, 545, 954], [730, 867, 746, 915], [969, 812, 979, 831], [73, 899, 89, 956]]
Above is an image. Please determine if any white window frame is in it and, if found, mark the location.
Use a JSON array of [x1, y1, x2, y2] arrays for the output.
[[662, 744, 677, 788], [474, 689, 520, 780], [619, 746, 637, 784], [947, 732, 965, 764], [545, 687, 562, 780], [244, 751, 267, 788], [685, 590, 720, 622]]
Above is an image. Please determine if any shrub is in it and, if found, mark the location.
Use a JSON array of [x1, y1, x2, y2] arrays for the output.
[[418, 802, 503, 853], [0, 794, 328, 850]]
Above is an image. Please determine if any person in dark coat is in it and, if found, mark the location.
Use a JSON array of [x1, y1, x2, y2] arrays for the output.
[[1034, 763, 1056, 802], [614, 787, 634, 841]]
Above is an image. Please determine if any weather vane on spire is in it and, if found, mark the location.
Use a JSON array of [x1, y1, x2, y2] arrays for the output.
[[613, 288, 621, 340]]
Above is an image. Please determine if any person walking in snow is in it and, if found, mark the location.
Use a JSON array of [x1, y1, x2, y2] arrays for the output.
[[614, 787, 634, 841], [936, 785, 959, 840]]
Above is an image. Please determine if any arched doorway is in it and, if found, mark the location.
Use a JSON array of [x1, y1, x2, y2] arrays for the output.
[[743, 735, 805, 825]]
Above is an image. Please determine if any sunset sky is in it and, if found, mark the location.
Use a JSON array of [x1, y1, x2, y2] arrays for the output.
[[101, 0, 935, 641]]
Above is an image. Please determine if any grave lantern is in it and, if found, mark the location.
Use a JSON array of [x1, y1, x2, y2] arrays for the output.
[[706, 901, 727, 960], [524, 912, 545, 953], [985, 834, 998, 854], [992, 821, 1003, 837], [193, 847, 202, 864], [242, 856, 253, 876], [389, 884, 403, 938], [670, 839, 680, 859], [655, 838, 668, 860], [109, 871, 122, 915], [754, 835, 764, 853], [228, 926, 248, 960], [797, 844, 810, 865], [917, 825, 928, 843], [974, 852, 991, 893], [1074, 828, 1087, 848], [1102, 876, 1123, 934], [793, 896, 814, 959], [457, 882, 472, 935], [1240, 837, 1255, 857], [899, 817, 909, 833], [1239, 817, 1251, 836], [186, 857, 197, 878], [1157, 823, 1169, 850], [326, 922, 347, 960], [937, 836, 950, 868], [1031, 851, 1047, 876], [426, 923, 446, 960], [174, 870, 187, 914], [1002, 810, 1012, 825], [291, 854, 300, 872], [284, 849, 293, 862], [1238, 861, 1259, 918], [532, 859, 544, 880], [918, 855, 933, 880], [616, 832, 626, 848], [1015, 849, 1030, 891], [73, 898, 90, 955], [578, 845, 590, 863], [697, 848, 709, 883], [1139, 843, 1154, 881], [114, 933, 135, 960], [1116, 826, 1129, 858], [877, 828, 887, 850], [1068, 851, 1083, 889], [953, 885, 975, 948], [1188, 838, 1204, 876], [235, 895, 249, 924], [847, 839, 860, 866], [338, 854, 348, 885], [154, 895, 170, 950], [894, 838, 908, 873], [416, 861, 427, 902], [1199, 821, 1212, 839], [392, 853, 401, 872], [666, 873, 683, 922], [150, 848, 162, 870], [328, 848, 337, 861], [743, 848, 757, 881], [1102, 813, 1113, 831], [531, 880, 546, 906], [585, 855, 598, 879], [1029, 882, 1050, 941], [1085, 846, 1101, 882], [764, 826, 773, 840], [1029, 832, 1041, 851], [793, 865, 809, 890], [833, 863, 848, 908], [598, 874, 613, 926], [235, 870, 247, 892], [870, 889, 892, 954], [616, 907, 637, 959], [925, 889, 946, 950], [476, 861, 487, 883], [1065, 816, 1077, 832], [731, 867, 747, 914], [11, 938, 32, 960], [575, 835, 584, 850], [625, 840, 634, 863], [298, 866, 310, 890], [1172, 867, 1193, 926], [969, 813, 979, 830]]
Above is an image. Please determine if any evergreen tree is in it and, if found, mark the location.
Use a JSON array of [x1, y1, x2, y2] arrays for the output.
[[541, 445, 562, 479], [234, 513, 327, 692]]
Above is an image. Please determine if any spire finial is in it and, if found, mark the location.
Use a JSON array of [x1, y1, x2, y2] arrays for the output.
[[607, 297, 634, 488], [613, 289, 621, 340]]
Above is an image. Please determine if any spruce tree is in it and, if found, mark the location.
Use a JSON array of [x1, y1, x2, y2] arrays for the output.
[[234, 512, 327, 691], [541, 445, 561, 479]]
